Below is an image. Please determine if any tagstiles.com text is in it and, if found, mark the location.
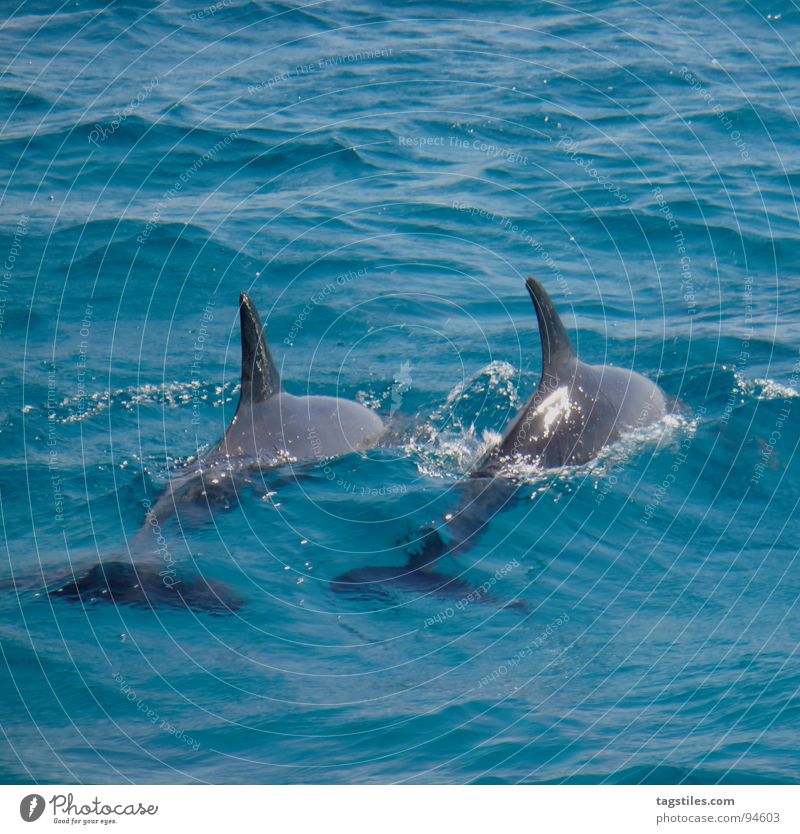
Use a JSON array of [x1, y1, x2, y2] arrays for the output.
[[655, 795, 781, 826]]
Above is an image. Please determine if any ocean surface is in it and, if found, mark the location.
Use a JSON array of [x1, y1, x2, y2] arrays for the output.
[[1, 0, 799, 784]]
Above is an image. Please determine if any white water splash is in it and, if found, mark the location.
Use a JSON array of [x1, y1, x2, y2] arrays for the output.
[[51, 380, 240, 423], [404, 361, 523, 479], [734, 372, 800, 401]]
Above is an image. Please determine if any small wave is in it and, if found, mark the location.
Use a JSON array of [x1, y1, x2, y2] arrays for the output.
[[734, 372, 800, 400], [544, 762, 792, 785]]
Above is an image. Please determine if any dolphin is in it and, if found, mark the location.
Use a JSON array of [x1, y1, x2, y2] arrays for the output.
[[333, 277, 668, 600], [144, 292, 385, 524], [46, 291, 385, 611], [472, 277, 667, 473]]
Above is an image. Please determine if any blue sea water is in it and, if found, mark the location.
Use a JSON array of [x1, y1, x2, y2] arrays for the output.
[[1, 0, 800, 784]]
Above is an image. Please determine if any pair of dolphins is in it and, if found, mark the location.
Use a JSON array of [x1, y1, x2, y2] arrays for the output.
[[49, 278, 667, 612]]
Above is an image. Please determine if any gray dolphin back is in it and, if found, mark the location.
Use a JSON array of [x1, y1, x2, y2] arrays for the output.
[[149, 291, 384, 520], [208, 292, 384, 468], [475, 277, 666, 473]]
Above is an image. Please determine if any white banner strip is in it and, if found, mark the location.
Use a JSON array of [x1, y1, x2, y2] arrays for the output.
[[2, 785, 797, 833]]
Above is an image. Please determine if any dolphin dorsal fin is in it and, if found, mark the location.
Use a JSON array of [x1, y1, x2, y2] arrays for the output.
[[525, 277, 576, 373], [239, 292, 281, 403]]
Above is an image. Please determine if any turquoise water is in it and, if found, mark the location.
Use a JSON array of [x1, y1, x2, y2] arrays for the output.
[[2, 0, 800, 784]]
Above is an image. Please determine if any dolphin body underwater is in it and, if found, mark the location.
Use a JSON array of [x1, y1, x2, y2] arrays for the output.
[[47, 292, 385, 612], [332, 277, 668, 600]]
